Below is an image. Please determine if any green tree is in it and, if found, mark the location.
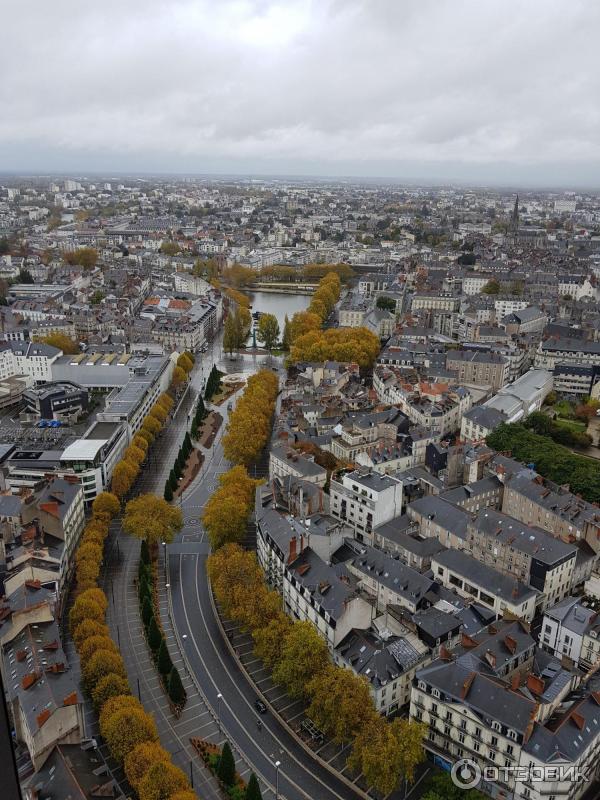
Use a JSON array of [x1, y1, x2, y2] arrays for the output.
[[157, 639, 173, 675], [246, 773, 263, 800], [217, 741, 236, 786], [482, 279, 500, 294], [17, 268, 34, 283], [141, 596, 153, 627], [147, 616, 162, 651], [256, 313, 280, 351], [164, 483, 173, 502], [281, 314, 291, 351], [167, 667, 186, 706], [0, 236, 9, 255], [376, 295, 396, 311]]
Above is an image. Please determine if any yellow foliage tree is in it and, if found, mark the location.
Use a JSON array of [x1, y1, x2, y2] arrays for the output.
[[307, 665, 377, 744], [83, 650, 127, 690], [79, 635, 119, 664], [142, 415, 162, 436], [176, 353, 193, 373], [171, 366, 187, 387], [122, 494, 183, 546], [137, 762, 189, 800], [69, 597, 105, 633], [91, 673, 131, 712], [272, 621, 329, 699], [111, 460, 138, 498], [102, 706, 158, 764], [132, 434, 149, 453], [35, 333, 79, 354], [73, 619, 110, 649], [252, 612, 293, 669], [124, 444, 146, 466], [92, 491, 120, 520], [124, 741, 171, 791]]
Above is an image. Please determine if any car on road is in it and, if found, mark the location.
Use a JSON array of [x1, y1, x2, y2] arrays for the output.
[[254, 699, 267, 714]]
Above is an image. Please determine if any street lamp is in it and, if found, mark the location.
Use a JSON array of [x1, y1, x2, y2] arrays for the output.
[[162, 540, 167, 583], [274, 760, 281, 800], [217, 692, 223, 732]]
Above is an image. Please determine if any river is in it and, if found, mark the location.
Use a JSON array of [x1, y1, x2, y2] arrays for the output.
[[244, 289, 311, 332]]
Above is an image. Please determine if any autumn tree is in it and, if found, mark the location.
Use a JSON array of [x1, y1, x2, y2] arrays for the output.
[[142, 415, 162, 437], [288, 310, 321, 342], [123, 494, 183, 546], [177, 352, 193, 373], [73, 619, 110, 649], [63, 246, 98, 268], [92, 491, 120, 520], [348, 717, 426, 795], [123, 444, 146, 468], [111, 460, 138, 498], [36, 333, 79, 354], [79, 635, 119, 664], [307, 666, 376, 744], [171, 366, 187, 388], [252, 613, 293, 669], [92, 673, 131, 712], [256, 313, 280, 350], [103, 706, 159, 763], [83, 649, 127, 691], [138, 761, 189, 800], [69, 596, 105, 633], [124, 741, 171, 791], [272, 621, 329, 699]]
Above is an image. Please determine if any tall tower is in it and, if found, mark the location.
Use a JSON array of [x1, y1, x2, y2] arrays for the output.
[[510, 194, 519, 233]]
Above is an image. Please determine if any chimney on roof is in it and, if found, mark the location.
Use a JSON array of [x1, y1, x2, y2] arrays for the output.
[[288, 537, 297, 564], [526, 674, 545, 696], [511, 673, 521, 691]]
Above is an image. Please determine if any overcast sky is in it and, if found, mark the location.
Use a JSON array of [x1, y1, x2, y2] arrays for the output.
[[1, 0, 599, 186]]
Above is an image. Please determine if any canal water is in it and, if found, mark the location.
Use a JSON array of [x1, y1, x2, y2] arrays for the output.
[[245, 290, 311, 332]]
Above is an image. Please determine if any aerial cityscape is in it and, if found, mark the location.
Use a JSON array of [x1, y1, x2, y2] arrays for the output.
[[2, 3, 600, 800]]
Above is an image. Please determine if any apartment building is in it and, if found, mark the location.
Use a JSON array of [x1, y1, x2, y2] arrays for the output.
[[539, 596, 600, 671], [269, 444, 327, 488], [501, 472, 600, 558], [446, 349, 509, 391], [345, 541, 436, 615], [0, 587, 85, 770], [0, 341, 62, 383], [465, 509, 577, 611], [335, 626, 430, 715], [329, 469, 403, 543], [431, 549, 539, 622], [407, 495, 471, 550], [374, 375, 472, 438], [534, 338, 600, 370]]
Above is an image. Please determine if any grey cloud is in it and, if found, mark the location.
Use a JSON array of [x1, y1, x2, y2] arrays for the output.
[[1, 0, 600, 185]]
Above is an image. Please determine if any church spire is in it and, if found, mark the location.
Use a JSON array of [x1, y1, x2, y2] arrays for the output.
[[510, 194, 519, 232]]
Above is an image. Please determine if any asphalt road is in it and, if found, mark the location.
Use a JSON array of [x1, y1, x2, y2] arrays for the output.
[[166, 339, 367, 800]]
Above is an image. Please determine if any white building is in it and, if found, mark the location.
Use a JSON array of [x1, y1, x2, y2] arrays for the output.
[[330, 469, 403, 544]]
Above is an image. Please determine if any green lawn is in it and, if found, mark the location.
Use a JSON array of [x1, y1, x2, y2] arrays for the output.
[[553, 417, 586, 433]]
